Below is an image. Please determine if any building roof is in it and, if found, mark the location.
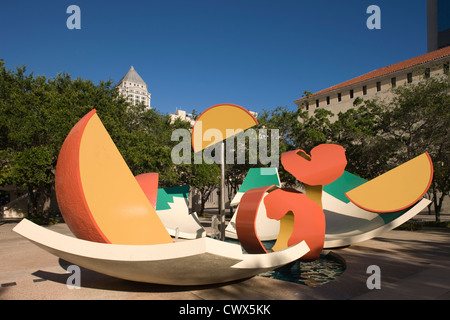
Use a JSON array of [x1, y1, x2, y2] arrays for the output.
[[295, 46, 450, 102], [118, 66, 147, 86]]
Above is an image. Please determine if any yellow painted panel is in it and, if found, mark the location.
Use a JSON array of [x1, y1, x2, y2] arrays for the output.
[[80, 114, 173, 245], [271, 212, 294, 252], [345, 153, 433, 213], [305, 184, 323, 209], [192, 104, 258, 152]]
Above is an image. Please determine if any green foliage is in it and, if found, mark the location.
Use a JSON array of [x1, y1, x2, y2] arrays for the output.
[[257, 106, 336, 186], [336, 75, 449, 220], [332, 98, 397, 179], [385, 75, 450, 221], [0, 61, 189, 223], [257, 106, 299, 186]]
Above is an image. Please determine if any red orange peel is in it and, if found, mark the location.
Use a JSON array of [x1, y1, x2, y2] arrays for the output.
[[235, 144, 347, 259], [281, 144, 347, 186]]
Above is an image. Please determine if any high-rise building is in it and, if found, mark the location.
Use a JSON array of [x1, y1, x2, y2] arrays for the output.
[[116, 66, 151, 108], [427, 0, 450, 52], [169, 109, 196, 126]]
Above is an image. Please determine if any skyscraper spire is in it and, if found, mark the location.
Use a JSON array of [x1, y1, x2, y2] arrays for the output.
[[118, 66, 147, 87]]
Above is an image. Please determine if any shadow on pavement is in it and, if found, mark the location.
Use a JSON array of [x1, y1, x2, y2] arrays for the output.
[[31, 258, 250, 294]]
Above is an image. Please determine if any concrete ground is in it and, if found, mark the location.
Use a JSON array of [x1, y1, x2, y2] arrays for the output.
[[1, 212, 449, 300]]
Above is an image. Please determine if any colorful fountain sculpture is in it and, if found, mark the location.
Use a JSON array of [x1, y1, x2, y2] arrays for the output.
[[13, 104, 433, 286]]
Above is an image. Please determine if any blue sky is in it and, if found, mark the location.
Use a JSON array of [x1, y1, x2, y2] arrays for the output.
[[0, 0, 427, 115]]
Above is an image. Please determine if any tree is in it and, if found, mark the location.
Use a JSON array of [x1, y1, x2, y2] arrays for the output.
[[116, 105, 191, 188], [257, 106, 335, 187], [257, 106, 301, 186], [331, 98, 397, 180], [333, 74, 449, 221], [382, 75, 450, 221], [190, 161, 220, 216], [0, 61, 148, 223]]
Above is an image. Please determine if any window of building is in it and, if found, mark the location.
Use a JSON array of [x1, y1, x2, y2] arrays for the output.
[[407, 72, 413, 83], [425, 68, 431, 79], [316, 99, 319, 108], [376, 81, 381, 92], [444, 62, 449, 74], [391, 77, 397, 88], [350, 89, 354, 99], [363, 85, 367, 95], [326, 96, 330, 105], [338, 93, 342, 102]]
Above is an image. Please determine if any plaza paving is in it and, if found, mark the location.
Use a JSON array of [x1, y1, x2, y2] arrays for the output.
[[0, 213, 449, 300]]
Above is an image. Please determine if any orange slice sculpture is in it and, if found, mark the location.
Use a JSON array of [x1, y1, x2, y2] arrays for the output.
[[265, 188, 325, 261], [235, 185, 324, 261], [345, 152, 433, 213], [191, 103, 258, 152], [55, 110, 173, 245], [235, 185, 275, 254], [281, 144, 347, 208], [281, 144, 347, 186]]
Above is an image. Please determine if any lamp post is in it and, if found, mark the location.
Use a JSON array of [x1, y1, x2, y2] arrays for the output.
[[219, 141, 226, 241]]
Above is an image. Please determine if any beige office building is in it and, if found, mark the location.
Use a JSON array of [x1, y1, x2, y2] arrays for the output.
[[295, 47, 450, 118]]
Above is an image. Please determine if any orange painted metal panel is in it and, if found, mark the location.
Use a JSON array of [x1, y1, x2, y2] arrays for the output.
[[346, 152, 433, 213], [191, 103, 258, 152], [281, 144, 347, 186], [235, 186, 325, 261], [235, 185, 275, 254], [135, 172, 159, 209], [55, 110, 173, 245], [55, 109, 107, 243], [264, 188, 325, 261]]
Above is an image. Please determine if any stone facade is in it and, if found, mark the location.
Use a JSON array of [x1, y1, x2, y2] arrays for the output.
[[295, 47, 450, 120]]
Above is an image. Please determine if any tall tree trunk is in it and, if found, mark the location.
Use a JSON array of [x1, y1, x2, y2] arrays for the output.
[[200, 197, 206, 216], [434, 191, 445, 222], [27, 185, 37, 219]]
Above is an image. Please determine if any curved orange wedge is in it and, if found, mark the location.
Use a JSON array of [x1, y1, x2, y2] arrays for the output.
[[345, 152, 433, 213], [55, 110, 173, 245], [191, 104, 258, 152]]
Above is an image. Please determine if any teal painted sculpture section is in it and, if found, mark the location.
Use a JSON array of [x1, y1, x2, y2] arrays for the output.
[[156, 185, 190, 210], [230, 168, 281, 206], [323, 171, 367, 204], [238, 168, 281, 193]]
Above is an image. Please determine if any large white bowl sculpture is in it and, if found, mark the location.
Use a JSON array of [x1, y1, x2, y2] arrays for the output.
[[13, 219, 310, 286]]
